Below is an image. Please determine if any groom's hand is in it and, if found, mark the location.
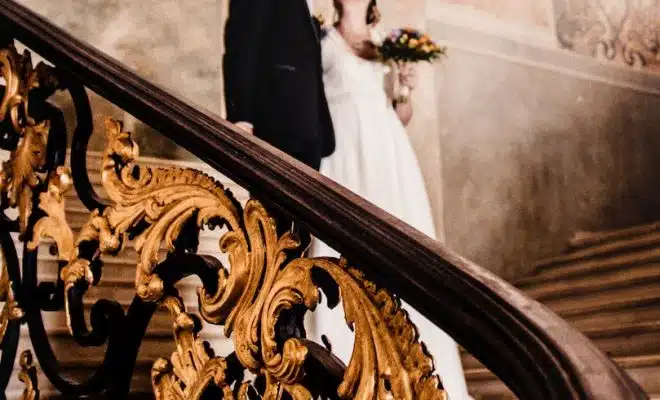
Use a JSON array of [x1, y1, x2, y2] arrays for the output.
[[235, 121, 254, 135]]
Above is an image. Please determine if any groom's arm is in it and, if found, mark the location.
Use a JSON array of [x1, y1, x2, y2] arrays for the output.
[[223, 0, 273, 125]]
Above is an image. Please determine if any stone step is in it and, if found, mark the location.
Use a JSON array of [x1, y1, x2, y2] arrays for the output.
[[566, 300, 660, 332], [566, 222, 660, 250], [4, 359, 155, 397], [524, 262, 660, 302], [516, 245, 660, 286], [542, 279, 660, 318], [462, 354, 660, 400], [532, 230, 660, 272], [464, 223, 660, 398], [462, 320, 660, 373]]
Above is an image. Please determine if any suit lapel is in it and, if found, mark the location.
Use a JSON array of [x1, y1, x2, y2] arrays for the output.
[[303, 0, 320, 42]]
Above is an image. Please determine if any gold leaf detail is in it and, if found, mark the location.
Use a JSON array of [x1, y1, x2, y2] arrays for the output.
[[59, 117, 446, 398], [63, 118, 243, 302], [1, 120, 50, 234], [0, 44, 57, 235], [29, 166, 75, 260], [0, 44, 39, 133], [18, 350, 39, 400], [151, 295, 234, 400], [200, 200, 445, 399], [0, 244, 24, 345]]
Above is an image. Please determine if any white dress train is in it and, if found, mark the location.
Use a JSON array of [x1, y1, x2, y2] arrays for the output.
[[306, 28, 471, 400]]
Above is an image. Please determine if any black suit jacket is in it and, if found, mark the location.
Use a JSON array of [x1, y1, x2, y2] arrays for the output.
[[223, 0, 335, 170]]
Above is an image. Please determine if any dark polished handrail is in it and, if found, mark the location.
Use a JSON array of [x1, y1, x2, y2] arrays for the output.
[[0, 1, 646, 398]]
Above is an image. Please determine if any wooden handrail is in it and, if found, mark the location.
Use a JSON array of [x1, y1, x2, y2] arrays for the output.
[[0, 1, 646, 398]]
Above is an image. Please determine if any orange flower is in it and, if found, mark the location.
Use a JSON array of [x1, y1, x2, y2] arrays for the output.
[[420, 34, 430, 43], [408, 38, 419, 48]]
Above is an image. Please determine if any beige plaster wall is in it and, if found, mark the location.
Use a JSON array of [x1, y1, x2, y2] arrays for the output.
[[17, 0, 227, 159], [425, 0, 660, 279]]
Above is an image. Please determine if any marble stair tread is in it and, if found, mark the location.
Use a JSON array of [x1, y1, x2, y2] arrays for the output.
[[566, 221, 660, 250], [541, 279, 660, 318], [462, 320, 660, 371], [463, 223, 660, 398], [532, 229, 660, 271], [36, 304, 229, 339], [566, 302, 660, 331], [516, 246, 660, 286], [461, 354, 660, 399], [4, 361, 155, 397], [518, 222, 660, 286], [523, 262, 660, 301]]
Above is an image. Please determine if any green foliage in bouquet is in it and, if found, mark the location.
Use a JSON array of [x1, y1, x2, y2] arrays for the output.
[[378, 27, 445, 63]]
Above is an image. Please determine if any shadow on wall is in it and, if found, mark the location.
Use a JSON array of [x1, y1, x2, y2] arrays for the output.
[[433, 22, 660, 280]]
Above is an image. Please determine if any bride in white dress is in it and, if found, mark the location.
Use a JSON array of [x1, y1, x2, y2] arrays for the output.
[[306, 0, 471, 398]]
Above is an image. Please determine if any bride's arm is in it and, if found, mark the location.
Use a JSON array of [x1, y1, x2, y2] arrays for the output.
[[394, 99, 414, 126]]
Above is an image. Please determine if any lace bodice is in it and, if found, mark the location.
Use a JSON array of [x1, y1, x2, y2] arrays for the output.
[[321, 28, 391, 103]]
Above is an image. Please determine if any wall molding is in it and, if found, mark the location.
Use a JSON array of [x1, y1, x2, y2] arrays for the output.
[[427, 2, 556, 49], [428, 19, 660, 97]]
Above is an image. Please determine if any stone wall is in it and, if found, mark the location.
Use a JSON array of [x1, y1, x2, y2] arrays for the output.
[[427, 0, 660, 279], [17, 0, 228, 160]]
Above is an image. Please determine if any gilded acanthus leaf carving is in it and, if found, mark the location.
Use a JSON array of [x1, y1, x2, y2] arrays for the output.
[[60, 118, 447, 399], [0, 44, 57, 235], [63, 117, 243, 301], [153, 293, 312, 400], [0, 243, 24, 345], [152, 295, 235, 400], [0, 119, 50, 235], [0, 44, 39, 133], [264, 256, 446, 399], [28, 166, 75, 260], [198, 199, 445, 399], [18, 350, 39, 400]]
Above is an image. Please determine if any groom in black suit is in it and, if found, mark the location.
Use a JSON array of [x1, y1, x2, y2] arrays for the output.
[[223, 0, 334, 171]]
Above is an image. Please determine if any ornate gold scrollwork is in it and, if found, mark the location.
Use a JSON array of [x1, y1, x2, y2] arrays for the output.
[[18, 350, 39, 400], [28, 166, 74, 260], [0, 244, 23, 345], [54, 118, 447, 399], [0, 43, 57, 234], [0, 44, 38, 133], [151, 294, 234, 399], [63, 117, 243, 301]]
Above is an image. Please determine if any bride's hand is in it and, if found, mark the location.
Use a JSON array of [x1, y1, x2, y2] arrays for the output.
[[398, 63, 417, 90]]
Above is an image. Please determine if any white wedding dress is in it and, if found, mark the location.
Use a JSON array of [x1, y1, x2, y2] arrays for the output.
[[306, 28, 471, 399]]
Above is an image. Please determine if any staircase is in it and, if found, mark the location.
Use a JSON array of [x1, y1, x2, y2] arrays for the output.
[[0, 3, 647, 396], [2, 151, 246, 397], [462, 223, 660, 399]]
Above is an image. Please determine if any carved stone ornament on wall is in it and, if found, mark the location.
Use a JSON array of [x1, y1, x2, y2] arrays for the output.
[[554, 0, 660, 73], [0, 38, 448, 399]]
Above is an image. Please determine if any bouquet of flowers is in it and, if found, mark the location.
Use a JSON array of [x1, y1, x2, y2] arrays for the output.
[[378, 28, 445, 102]]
